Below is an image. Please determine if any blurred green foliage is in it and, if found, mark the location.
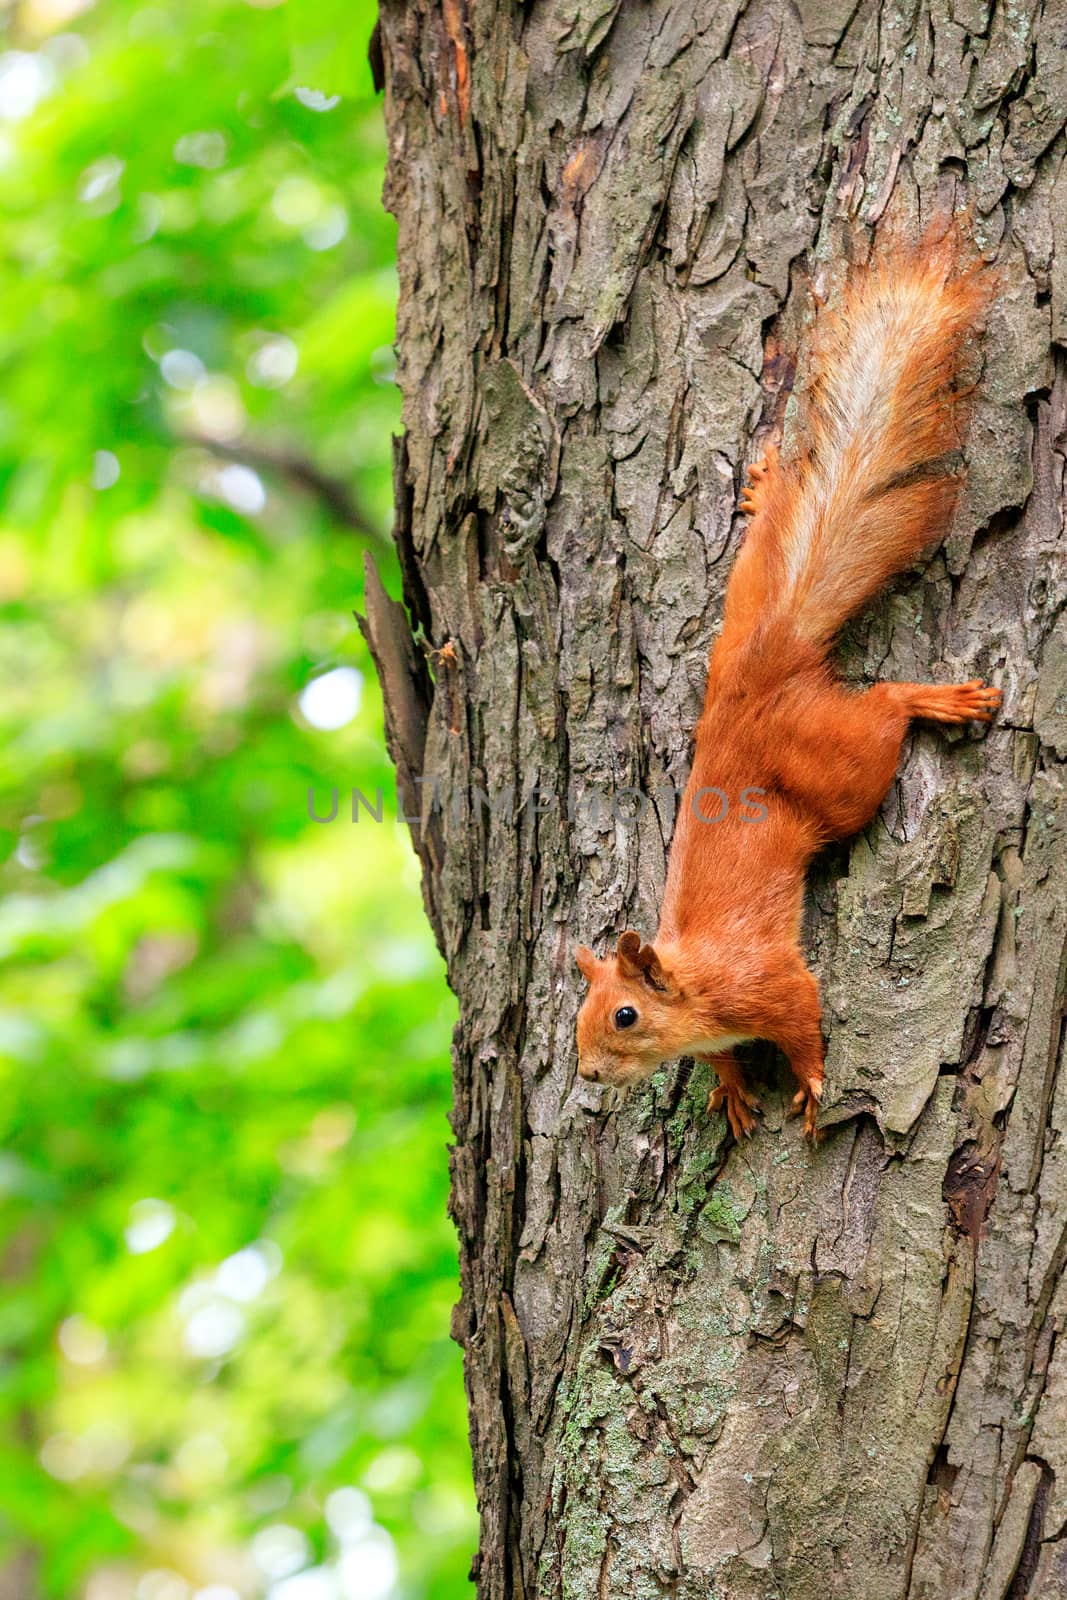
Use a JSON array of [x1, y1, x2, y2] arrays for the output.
[[0, 2, 474, 1598]]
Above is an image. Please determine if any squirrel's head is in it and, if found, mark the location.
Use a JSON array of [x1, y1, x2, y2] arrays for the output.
[[574, 931, 687, 1088]]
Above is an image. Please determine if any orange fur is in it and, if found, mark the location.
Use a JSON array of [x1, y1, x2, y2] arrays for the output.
[[575, 232, 998, 1141]]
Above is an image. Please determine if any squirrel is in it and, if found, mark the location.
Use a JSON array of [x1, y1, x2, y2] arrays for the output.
[[575, 230, 998, 1141]]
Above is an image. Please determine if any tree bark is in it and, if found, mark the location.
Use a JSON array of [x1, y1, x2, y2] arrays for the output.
[[370, 3, 1067, 1595]]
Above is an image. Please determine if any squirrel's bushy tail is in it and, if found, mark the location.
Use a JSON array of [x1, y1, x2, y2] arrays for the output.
[[725, 233, 990, 652]]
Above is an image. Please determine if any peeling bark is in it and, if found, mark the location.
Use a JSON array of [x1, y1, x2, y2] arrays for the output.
[[371, 2, 1067, 1594]]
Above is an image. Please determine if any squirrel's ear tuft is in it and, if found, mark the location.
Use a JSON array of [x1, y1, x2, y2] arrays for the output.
[[575, 945, 597, 981], [641, 946, 679, 996], [617, 931, 678, 996]]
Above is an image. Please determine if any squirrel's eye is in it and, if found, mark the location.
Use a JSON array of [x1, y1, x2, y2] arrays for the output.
[[613, 1006, 638, 1030]]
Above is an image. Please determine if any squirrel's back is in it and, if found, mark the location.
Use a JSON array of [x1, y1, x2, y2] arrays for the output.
[[719, 230, 990, 657]]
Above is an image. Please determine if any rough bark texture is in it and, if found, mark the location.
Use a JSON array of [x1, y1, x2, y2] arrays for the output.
[[370, 3, 1067, 1595]]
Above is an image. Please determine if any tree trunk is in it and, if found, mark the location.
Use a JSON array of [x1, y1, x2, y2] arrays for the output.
[[368, 2, 1067, 1595]]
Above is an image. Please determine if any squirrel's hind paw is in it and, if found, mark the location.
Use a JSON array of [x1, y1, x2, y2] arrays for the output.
[[906, 680, 1003, 726]]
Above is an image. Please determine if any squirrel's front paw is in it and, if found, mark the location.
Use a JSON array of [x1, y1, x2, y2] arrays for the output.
[[789, 1078, 823, 1143], [708, 1082, 762, 1139], [738, 443, 779, 519]]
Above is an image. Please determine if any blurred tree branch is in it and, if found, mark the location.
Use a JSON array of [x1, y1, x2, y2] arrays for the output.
[[181, 430, 393, 553]]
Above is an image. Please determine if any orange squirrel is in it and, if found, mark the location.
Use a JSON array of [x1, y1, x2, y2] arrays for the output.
[[575, 232, 998, 1140]]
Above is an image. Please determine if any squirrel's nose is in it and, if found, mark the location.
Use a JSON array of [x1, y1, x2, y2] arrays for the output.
[[578, 1060, 600, 1082]]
